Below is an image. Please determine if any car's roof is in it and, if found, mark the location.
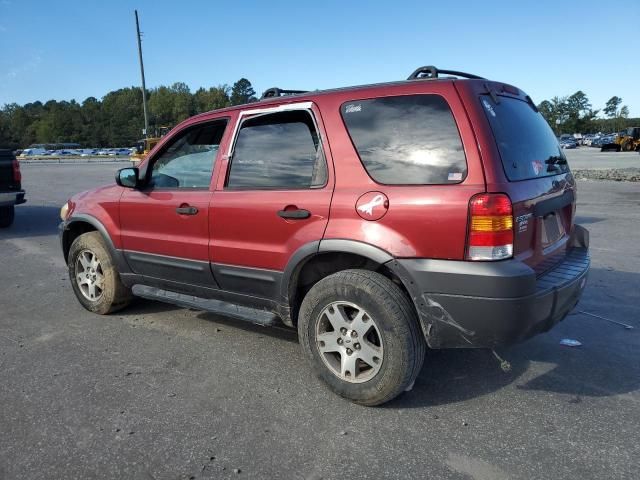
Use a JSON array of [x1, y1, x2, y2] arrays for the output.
[[190, 77, 485, 120]]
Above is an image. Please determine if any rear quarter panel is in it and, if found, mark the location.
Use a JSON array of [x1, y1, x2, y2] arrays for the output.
[[317, 81, 485, 260]]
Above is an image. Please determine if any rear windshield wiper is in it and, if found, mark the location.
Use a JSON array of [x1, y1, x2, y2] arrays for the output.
[[545, 155, 567, 166]]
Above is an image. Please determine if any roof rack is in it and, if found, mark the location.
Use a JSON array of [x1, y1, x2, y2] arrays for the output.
[[407, 66, 485, 81], [261, 87, 309, 99]]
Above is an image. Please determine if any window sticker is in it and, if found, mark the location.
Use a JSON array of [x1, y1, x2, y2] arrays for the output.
[[344, 104, 362, 114], [531, 160, 544, 175], [482, 99, 496, 117], [448, 172, 463, 181]]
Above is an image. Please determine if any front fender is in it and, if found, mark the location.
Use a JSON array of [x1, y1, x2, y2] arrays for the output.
[[60, 214, 130, 274]]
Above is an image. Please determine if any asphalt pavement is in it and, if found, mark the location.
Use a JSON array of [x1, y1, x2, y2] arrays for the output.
[[1, 161, 638, 479]]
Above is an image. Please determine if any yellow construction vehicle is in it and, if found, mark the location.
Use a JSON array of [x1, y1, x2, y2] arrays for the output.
[[615, 127, 640, 152], [131, 126, 172, 162]]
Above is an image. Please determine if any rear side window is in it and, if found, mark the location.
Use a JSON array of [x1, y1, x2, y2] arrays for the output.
[[340, 95, 467, 185], [227, 110, 327, 189], [481, 95, 569, 181]]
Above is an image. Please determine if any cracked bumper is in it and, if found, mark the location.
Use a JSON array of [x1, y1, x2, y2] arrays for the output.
[[387, 229, 590, 349]]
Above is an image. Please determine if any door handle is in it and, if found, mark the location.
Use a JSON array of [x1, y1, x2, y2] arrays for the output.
[[277, 208, 311, 219], [176, 205, 198, 215]]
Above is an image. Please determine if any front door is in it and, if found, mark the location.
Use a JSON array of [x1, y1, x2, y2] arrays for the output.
[[119, 119, 228, 287], [210, 104, 333, 298]]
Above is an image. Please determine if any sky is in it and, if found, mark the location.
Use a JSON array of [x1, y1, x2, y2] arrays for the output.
[[1, 0, 639, 116]]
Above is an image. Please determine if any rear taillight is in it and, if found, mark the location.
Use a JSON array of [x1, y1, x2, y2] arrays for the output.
[[466, 193, 513, 261], [12, 159, 21, 183]]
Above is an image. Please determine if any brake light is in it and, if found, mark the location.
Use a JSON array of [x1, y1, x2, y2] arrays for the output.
[[466, 193, 513, 261], [12, 159, 21, 183]]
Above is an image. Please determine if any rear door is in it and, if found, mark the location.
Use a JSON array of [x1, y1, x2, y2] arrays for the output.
[[210, 103, 333, 298], [477, 91, 575, 273]]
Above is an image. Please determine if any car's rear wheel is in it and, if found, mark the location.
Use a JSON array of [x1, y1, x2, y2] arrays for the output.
[[68, 231, 132, 314], [298, 269, 425, 406], [0, 205, 15, 228]]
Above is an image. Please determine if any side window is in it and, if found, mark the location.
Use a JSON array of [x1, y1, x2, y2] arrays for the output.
[[340, 95, 467, 185], [149, 120, 227, 189], [226, 110, 327, 189]]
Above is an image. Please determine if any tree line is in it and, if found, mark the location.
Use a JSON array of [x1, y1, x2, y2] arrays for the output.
[[537, 92, 637, 135], [0, 78, 257, 149], [1, 79, 637, 149]]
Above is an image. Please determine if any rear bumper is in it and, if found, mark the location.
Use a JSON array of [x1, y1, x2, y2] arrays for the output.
[[388, 227, 590, 348], [0, 190, 26, 207]]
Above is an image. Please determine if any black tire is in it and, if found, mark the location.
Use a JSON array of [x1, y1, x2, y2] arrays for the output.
[[0, 205, 15, 228], [298, 269, 425, 406], [68, 231, 132, 314]]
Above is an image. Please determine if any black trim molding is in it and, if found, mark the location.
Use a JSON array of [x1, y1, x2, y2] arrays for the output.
[[212, 263, 282, 299], [124, 250, 218, 288]]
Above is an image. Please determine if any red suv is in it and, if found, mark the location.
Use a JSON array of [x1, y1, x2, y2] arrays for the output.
[[60, 66, 590, 405]]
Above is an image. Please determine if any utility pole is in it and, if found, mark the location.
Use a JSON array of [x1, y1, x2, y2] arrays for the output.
[[135, 10, 149, 138]]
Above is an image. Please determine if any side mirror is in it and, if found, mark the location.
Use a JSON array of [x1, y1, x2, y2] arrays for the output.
[[116, 167, 139, 188]]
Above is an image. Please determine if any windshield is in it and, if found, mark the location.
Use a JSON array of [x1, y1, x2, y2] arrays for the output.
[[481, 95, 569, 181]]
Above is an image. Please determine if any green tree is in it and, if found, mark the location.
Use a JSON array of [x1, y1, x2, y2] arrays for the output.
[[620, 105, 629, 118], [101, 87, 144, 146], [81, 97, 104, 146], [604, 96, 622, 118], [194, 85, 230, 112], [148, 86, 175, 128], [538, 99, 554, 124], [230, 78, 256, 105], [170, 82, 194, 123]]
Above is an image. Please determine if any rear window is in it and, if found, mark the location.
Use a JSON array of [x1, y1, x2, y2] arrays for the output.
[[340, 95, 467, 185], [481, 95, 569, 181]]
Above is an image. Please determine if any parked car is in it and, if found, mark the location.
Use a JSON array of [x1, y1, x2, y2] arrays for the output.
[[0, 149, 26, 227], [560, 139, 577, 149], [582, 134, 597, 146], [600, 135, 620, 152], [59, 65, 590, 405]]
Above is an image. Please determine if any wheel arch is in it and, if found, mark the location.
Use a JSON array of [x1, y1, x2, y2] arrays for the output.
[[62, 214, 129, 272], [280, 239, 413, 326]]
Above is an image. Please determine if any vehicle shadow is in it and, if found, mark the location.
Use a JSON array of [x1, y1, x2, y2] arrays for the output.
[[196, 311, 299, 343], [0, 205, 61, 239], [118, 297, 183, 316], [384, 266, 640, 409], [71, 261, 640, 409], [574, 214, 605, 225]]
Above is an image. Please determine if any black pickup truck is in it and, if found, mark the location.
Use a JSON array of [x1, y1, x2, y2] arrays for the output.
[[0, 149, 26, 228]]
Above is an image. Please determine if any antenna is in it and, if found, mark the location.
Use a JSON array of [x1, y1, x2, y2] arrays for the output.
[[135, 10, 149, 138]]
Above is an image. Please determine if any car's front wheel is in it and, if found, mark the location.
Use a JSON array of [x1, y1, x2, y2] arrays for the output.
[[68, 231, 132, 314], [0, 205, 15, 228], [298, 269, 425, 406]]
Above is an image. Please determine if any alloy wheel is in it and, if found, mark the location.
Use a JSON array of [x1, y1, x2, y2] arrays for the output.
[[75, 249, 105, 301], [315, 301, 384, 383]]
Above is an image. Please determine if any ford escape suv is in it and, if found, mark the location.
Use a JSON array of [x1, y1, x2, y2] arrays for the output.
[[60, 66, 590, 405]]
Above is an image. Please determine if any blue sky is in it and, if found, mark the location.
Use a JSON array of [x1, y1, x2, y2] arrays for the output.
[[1, 0, 639, 116]]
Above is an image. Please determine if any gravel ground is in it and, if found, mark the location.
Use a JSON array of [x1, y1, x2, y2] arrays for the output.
[[572, 168, 640, 182], [563, 148, 639, 171], [1, 163, 639, 479]]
